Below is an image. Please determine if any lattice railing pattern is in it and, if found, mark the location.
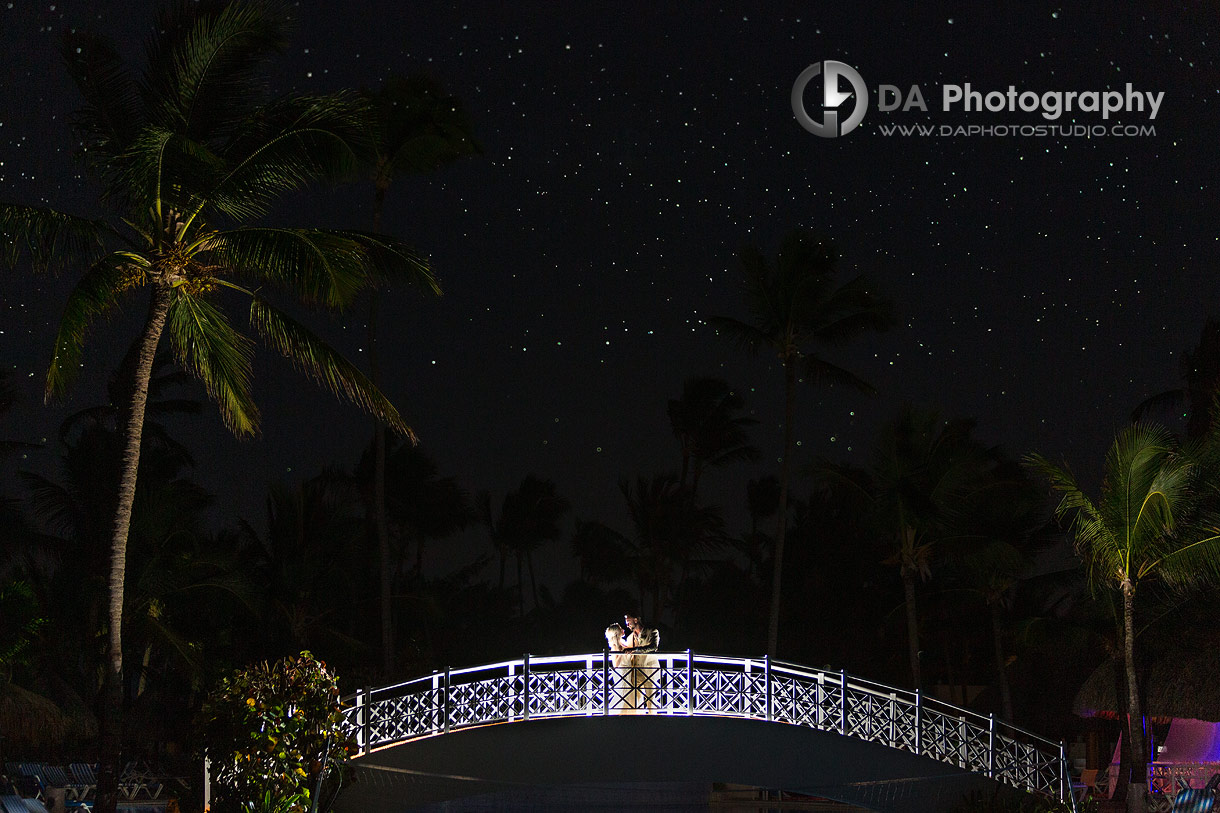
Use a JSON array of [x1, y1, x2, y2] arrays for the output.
[[343, 653, 1070, 805]]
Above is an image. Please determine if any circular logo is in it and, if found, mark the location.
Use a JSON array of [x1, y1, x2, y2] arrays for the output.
[[792, 61, 868, 138]]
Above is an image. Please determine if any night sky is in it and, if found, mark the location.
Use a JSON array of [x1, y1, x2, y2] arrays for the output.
[[2, 2, 1217, 584]]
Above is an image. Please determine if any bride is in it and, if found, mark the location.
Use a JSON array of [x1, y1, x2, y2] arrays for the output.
[[605, 623, 636, 712]]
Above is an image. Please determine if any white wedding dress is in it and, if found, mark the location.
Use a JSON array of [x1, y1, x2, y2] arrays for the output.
[[605, 626, 636, 712]]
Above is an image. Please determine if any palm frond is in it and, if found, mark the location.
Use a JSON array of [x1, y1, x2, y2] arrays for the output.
[[211, 227, 374, 308], [809, 275, 897, 344], [113, 127, 226, 220], [1024, 453, 1108, 568], [201, 94, 367, 221], [248, 296, 415, 441], [333, 230, 438, 294], [0, 205, 109, 273], [143, 0, 290, 142], [46, 252, 144, 402], [165, 288, 260, 435], [707, 315, 772, 354], [17, 471, 80, 542], [736, 245, 783, 335], [368, 73, 482, 180], [61, 31, 143, 163], [1153, 528, 1220, 589], [1131, 388, 1186, 425], [802, 355, 876, 393]]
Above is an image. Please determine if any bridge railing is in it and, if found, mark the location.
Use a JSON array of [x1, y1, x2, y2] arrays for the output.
[[342, 651, 1071, 805]]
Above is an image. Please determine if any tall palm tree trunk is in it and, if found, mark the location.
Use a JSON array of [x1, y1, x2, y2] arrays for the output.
[[516, 554, 525, 616], [1122, 581, 1147, 813], [990, 603, 1014, 721], [98, 285, 171, 813], [371, 181, 395, 678], [527, 551, 538, 609], [767, 358, 797, 658], [902, 570, 921, 690]]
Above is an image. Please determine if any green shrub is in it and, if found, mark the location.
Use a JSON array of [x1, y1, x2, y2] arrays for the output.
[[200, 652, 354, 813]]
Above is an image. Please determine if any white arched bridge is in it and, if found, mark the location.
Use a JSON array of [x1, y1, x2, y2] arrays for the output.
[[334, 651, 1074, 812]]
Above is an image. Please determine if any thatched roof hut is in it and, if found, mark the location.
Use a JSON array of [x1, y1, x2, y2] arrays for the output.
[[1073, 653, 1220, 724], [0, 680, 97, 755]]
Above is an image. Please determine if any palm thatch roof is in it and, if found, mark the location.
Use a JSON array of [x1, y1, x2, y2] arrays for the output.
[[1074, 653, 1220, 723], [0, 680, 97, 752]]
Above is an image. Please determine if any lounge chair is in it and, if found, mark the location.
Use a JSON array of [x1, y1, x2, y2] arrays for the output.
[[0, 796, 29, 813], [118, 761, 162, 801], [66, 765, 95, 800], [8, 777, 40, 804], [29, 766, 86, 803], [1171, 774, 1218, 813]]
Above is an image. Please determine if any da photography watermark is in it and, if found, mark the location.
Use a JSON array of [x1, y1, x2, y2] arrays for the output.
[[790, 61, 868, 138], [792, 61, 1163, 138]]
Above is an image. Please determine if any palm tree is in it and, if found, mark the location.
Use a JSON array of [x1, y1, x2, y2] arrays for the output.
[[735, 475, 780, 582], [711, 230, 894, 657], [242, 469, 367, 655], [944, 464, 1052, 721], [0, 368, 41, 462], [361, 74, 479, 676], [1132, 317, 1220, 439], [0, 5, 437, 809], [481, 476, 570, 615], [667, 376, 759, 495], [1028, 423, 1220, 813], [618, 474, 725, 625], [815, 407, 997, 689]]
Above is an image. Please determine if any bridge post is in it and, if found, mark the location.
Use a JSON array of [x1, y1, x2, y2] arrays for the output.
[[839, 669, 848, 736], [444, 667, 451, 734], [686, 650, 693, 716], [361, 685, 371, 754], [602, 649, 609, 716], [523, 653, 531, 721], [1059, 740, 1068, 806], [914, 690, 922, 756], [764, 656, 772, 722], [987, 713, 995, 778], [431, 671, 441, 734]]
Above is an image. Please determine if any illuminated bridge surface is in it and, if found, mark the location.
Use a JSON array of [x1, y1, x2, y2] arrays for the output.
[[335, 652, 1073, 813]]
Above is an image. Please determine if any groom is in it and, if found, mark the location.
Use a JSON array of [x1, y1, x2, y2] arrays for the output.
[[620, 613, 660, 710], [620, 613, 659, 654]]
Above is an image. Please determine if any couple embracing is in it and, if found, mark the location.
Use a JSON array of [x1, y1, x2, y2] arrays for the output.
[[605, 612, 660, 713]]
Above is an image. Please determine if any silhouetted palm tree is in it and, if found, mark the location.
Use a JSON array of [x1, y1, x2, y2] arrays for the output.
[[667, 376, 759, 495], [737, 475, 781, 581], [480, 476, 570, 615], [712, 230, 894, 657], [1132, 317, 1220, 439], [815, 406, 996, 689], [0, 6, 437, 806], [571, 519, 632, 585], [0, 368, 40, 462], [241, 469, 367, 655], [943, 462, 1053, 720], [361, 74, 479, 676], [618, 474, 725, 624]]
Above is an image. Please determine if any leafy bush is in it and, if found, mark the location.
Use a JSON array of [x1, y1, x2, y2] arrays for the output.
[[200, 652, 354, 813]]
